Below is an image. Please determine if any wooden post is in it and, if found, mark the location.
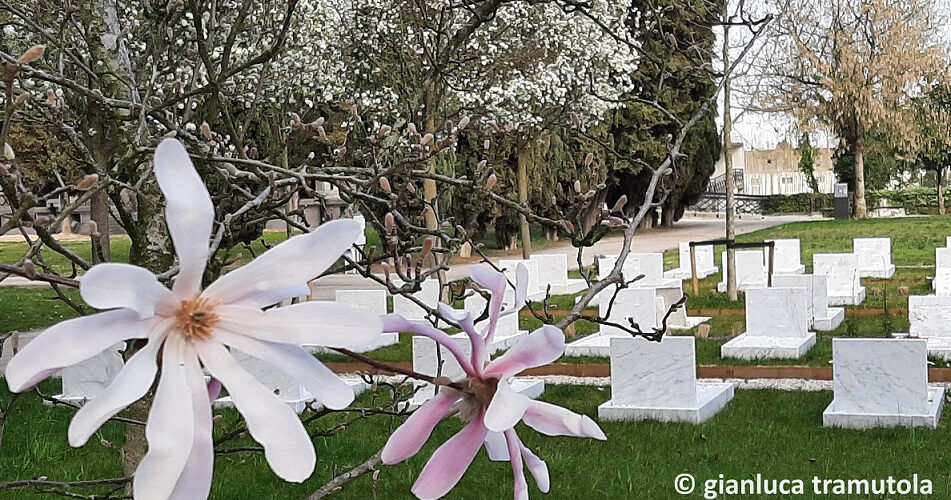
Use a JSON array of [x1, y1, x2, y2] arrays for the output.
[[767, 244, 775, 287], [690, 245, 699, 296]]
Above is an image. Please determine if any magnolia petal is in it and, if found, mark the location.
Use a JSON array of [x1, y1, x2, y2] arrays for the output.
[[381, 391, 458, 465], [411, 410, 489, 500], [436, 303, 485, 375], [68, 322, 171, 447], [6, 310, 151, 392], [521, 400, 607, 440], [483, 380, 531, 433], [381, 313, 476, 377], [154, 139, 214, 299], [216, 302, 382, 349], [507, 263, 529, 316], [505, 430, 529, 500], [469, 264, 506, 321], [132, 337, 195, 500], [80, 263, 173, 318], [484, 431, 510, 461], [203, 219, 361, 308], [518, 436, 550, 493], [197, 341, 316, 482], [216, 330, 355, 410], [484, 325, 565, 378], [169, 347, 214, 500]]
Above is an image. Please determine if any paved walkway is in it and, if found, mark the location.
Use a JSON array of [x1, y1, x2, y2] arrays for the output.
[[0, 213, 818, 295], [311, 213, 817, 299]]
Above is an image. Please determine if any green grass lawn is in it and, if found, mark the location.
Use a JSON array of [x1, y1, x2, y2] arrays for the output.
[[3, 385, 951, 499]]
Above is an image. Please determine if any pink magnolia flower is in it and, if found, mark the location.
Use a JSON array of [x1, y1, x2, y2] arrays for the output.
[[380, 264, 606, 500], [5, 139, 383, 500]]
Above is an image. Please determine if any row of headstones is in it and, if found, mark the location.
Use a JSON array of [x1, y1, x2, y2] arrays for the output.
[[597, 335, 945, 429], [706, 237, 896, 307]]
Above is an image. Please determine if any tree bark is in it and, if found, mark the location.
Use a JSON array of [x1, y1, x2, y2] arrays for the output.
[[90, 189, 112, 263], [721, 7, 737, 301], [938, 167, 945, 215], [853, 134, 867, 218], [517, 143, 532, 259]]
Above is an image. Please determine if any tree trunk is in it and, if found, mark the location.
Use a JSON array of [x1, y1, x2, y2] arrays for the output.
[[517, 143, 532, 259], [90, 189, 112, 263], [721, 8, 737, 301], [661, 204, 676, 227], [938, 167, 945, 215], [853, 135, 867, 218], [121, 395, 151, 480]]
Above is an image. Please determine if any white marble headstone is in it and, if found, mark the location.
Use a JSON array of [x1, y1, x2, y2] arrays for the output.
[[853, 237, 894, 276], [499, 259, 540, 296], [831, 338, 929, 415], [609, 336, 697, 407], [937, 247, 951, 271], [720, 250, 767, 289], [599, 253, 665, 285], [745, 287, 809, 337], [908, 295, 951, 339], [598, 288, 660, 337], [771, 275, 821, 325], [60, 343, 125, 401], [531, 254, 569, 288], [813, 253, 861, 298], [764, 239, 804, 274], [392, 279, 441, 321], [335, 289, 387, 316], [677, 242, 716, 274]]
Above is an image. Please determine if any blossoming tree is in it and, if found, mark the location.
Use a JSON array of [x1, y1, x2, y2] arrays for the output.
[[0, 0, 771, 497]]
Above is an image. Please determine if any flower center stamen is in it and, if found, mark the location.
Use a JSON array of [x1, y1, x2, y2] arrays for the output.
[[175, 297, 220, 340]]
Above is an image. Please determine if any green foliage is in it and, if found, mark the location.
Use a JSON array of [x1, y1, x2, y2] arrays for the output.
[[797, 134, 820, 193], [833, 133, 912, 190], [603, 0, 722, 225]]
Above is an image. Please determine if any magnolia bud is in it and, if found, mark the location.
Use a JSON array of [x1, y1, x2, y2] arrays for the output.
[[213, 415, 224, 423], [200, 122, 213, 140], [336, 146, 347, 157], [384, 212, 395, 234], [570, 112, 581, 128], [76, 174, 99, 190], [477, 159, 487, 169], [485, 174, 497, 191], [382, 261, 391, 280], [379, 124, 391, 137], [379, 177, 392, 193], [318, 126, 327, 141], [584, 152, 594, 167], [46, 89, 55, 106], [406, 183, 417, 194], [483, 139, 490, 150], [611, 195, 628, 213], [3, 143, 14, 161], [573, 180, 582, 193], [564, 220, 575, 232], [458, 116, 470, 130], [18, 45, 45, 64], [407, 122, 417, 135], [15, 93, 30, 106], [314, 117, 325, 127], [420, 133, 434, 146]]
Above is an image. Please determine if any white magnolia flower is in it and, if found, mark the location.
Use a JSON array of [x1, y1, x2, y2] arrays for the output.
[[5, 139, 383, 500]]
